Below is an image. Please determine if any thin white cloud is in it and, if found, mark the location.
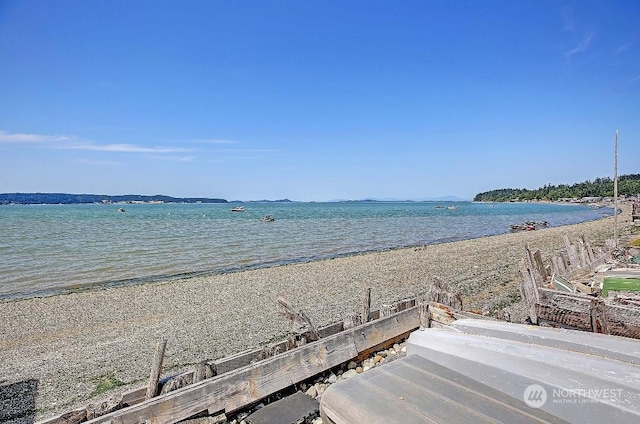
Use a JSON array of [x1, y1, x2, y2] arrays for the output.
[[66, 143, 192, 153], [0, 130, 74, 143], [1, 130, 276, 162], [147, 155, 197, 162], [75, 158, 121, 166], [0, 130, 193, 154], [565, 33, 594, 56], [191, 138, 238, 145], [615, 39, 635, 55]]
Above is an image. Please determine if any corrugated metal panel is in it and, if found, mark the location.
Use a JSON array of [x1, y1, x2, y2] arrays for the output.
[[320, 354, 567, 424], [321, 320, 640, 423]]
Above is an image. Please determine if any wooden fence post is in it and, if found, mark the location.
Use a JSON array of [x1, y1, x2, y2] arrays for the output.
[[418, 301, 430, 329], [380, 304, 396, 318], [361, 288, 371, 324], [145, 339, 167, 400]]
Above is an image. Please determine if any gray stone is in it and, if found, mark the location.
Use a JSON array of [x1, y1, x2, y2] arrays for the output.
[[341, 369, 358, 380], [327, 373, 338, 384], [245, 392, 319, 424], [306, 385, 318, 398]]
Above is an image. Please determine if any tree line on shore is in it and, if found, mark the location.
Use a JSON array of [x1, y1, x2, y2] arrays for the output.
[[0, 193, 228, 205], [474, 174, 640, 202]]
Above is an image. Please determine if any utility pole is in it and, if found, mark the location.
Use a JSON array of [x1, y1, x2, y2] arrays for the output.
[[614, 130, 618, 247]]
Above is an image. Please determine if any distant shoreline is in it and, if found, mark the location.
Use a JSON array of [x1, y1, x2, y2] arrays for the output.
[[0, 201, 617, 302]]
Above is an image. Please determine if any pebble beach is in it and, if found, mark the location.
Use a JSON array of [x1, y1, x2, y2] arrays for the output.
[[1, 205, 636, 421]]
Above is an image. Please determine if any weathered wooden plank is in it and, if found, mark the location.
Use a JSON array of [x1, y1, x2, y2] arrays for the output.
[[604, 303, 640, 339], [352, 307, 419, 354], [361, 288, 371, 323], [578, 241, 589, 268], [536, 288, 593, 330], [418, 301, 429, 329], [519, 267, 538, 324], [146, 339, 167, 400], [83, 307, 422, 424], [536, 287, 640, 339], [551, 275, 575, 293], [582, 235, 595, 263], [563, 235, 581, 271], [342, 313, 361, 330], [86, 332, 358, 424], [89, 299, 414, 412], [379, 304, 396, 318], [573, 281, 595, 295], [536, 303, 592, 331], [589, 298, 610, 334], [524, 245, 543, 286], [427, 302, 457, 325], [533, 249, 549, 281]]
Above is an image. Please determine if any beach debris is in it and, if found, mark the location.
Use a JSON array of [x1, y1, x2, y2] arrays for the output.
[[421, 276, 463, 310], [145, 339, 167, 400], [86, 394, 125, 420], [361, 287, 371, 323], [39, 289, 493, 424], [519, 234, 640, 338], [159, 361, 217, 395], [277, 297, 320, 341], [342, 313, 362, 330], [510, 221, 548, 231]]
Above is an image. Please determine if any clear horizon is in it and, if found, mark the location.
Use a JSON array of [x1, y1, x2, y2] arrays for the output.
[[1, 0, 638, 202]]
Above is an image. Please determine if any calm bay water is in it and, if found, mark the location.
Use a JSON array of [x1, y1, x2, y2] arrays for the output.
[[0, 201, 612, 300]]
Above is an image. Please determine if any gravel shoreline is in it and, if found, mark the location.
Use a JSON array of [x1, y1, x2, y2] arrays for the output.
[[1, 206, 636, 421]]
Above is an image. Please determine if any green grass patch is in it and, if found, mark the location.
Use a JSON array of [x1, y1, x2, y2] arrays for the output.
[[91, 373, 125, 397], [630, 238, 640, 247]]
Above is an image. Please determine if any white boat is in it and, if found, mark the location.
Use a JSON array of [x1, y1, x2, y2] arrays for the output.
[[230, 206, 245, 212], [447, 205, 458, 210], [261, 215, 275, 222]]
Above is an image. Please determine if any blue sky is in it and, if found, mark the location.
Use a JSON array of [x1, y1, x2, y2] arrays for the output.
[[0, 0, 638, 201]]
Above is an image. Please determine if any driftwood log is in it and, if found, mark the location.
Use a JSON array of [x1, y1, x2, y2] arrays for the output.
[[277, 297, 320, 341]]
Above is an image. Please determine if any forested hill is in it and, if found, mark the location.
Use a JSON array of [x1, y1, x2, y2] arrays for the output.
[[474, 174, 640, 202], [0, 193, 228, 205]]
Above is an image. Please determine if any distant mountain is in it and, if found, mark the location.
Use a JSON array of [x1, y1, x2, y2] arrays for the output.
[[414, 195, 468, 202], [0, 193, 228, 205], [237, 199, 293, 203], [333, 195, 469, 202]]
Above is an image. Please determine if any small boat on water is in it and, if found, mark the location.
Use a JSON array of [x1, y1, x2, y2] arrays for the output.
[[118, 208, 125, 213], [230, 206, 245, 212], [447, 205, 458, 210], [261, 215, 275, 222]]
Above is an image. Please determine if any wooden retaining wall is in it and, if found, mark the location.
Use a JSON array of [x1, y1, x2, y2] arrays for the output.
[[520, 234, 640, 339], [41, 282, 485, 424]]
